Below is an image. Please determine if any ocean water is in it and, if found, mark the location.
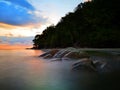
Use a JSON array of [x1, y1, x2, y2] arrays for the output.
[[0, 49, 120, 90]]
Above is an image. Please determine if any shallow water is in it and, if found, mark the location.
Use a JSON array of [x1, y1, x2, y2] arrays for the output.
[[0, 49, 120, 90]]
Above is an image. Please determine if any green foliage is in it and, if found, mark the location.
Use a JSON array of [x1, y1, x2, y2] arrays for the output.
[[33, 0, 120, 49]]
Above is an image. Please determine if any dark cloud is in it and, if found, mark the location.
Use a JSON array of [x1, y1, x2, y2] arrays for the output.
[[0, 0, 47, 26]]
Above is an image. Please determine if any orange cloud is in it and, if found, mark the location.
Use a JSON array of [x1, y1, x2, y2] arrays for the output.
[[0, 22, 41, 30], [0, 22, 48, 37], [0, 23, 19, 30]]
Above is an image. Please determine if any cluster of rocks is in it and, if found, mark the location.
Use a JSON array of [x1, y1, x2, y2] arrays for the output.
[[40, 47, 89, 59], [39, 47, 114, 73]]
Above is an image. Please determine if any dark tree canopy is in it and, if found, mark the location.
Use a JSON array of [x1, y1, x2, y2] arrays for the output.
[[33, 0, 120, 49]]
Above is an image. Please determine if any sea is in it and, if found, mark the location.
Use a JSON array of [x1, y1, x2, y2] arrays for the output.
[[0, 49, 120, 90]]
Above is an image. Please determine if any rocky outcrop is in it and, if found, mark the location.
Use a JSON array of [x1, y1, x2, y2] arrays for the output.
[[39, 47, 118, 73], [40, 47, 90, 59], [72, 58, 110, 73]]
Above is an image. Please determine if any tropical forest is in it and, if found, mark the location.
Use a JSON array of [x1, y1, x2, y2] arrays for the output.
[[33, 0, 120, 49]]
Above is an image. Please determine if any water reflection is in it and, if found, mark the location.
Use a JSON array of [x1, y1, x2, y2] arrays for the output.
[[0, 50, 120, 90]]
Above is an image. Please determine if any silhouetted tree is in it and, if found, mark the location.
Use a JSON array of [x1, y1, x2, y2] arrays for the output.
[[33, 0, 120, 48]]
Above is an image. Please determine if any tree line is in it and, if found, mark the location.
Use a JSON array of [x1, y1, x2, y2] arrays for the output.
[[33, 0, 120, 49]]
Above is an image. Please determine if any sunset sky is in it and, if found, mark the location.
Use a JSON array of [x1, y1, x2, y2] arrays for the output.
[[0, 0, 85, 46]]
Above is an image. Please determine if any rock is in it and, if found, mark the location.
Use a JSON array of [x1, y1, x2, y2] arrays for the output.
[[64, 51, 90, 59], [40, 49, 59, 58], [53, 47, 90, 59], [52, 47, 79, 58], [53, 49, 69, 58], [50, 58, 62, 62], [72, 58, 111, 73], [72, 58, 97, 72], [93, 60, 111, 73], [43, 54, 52, 59], [39, 52, 50, 57], [93, 60, 107, 69], [40, 47, 90, 60]]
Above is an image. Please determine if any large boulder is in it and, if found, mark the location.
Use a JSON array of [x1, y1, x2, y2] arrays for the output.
[[40, 49, 59, 58], [93, 60, 107, 70], [72, 58, 97, 72], [72, 58, 109, 73], [53, 49, 69, 58], [53, 47, 90, 59], [93, 60, 112, 73]]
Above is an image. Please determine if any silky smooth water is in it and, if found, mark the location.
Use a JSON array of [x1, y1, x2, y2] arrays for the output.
[[0, 49, 120, 90]]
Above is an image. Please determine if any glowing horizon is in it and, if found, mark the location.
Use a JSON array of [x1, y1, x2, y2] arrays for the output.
[[0, 44, 32, 50]]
